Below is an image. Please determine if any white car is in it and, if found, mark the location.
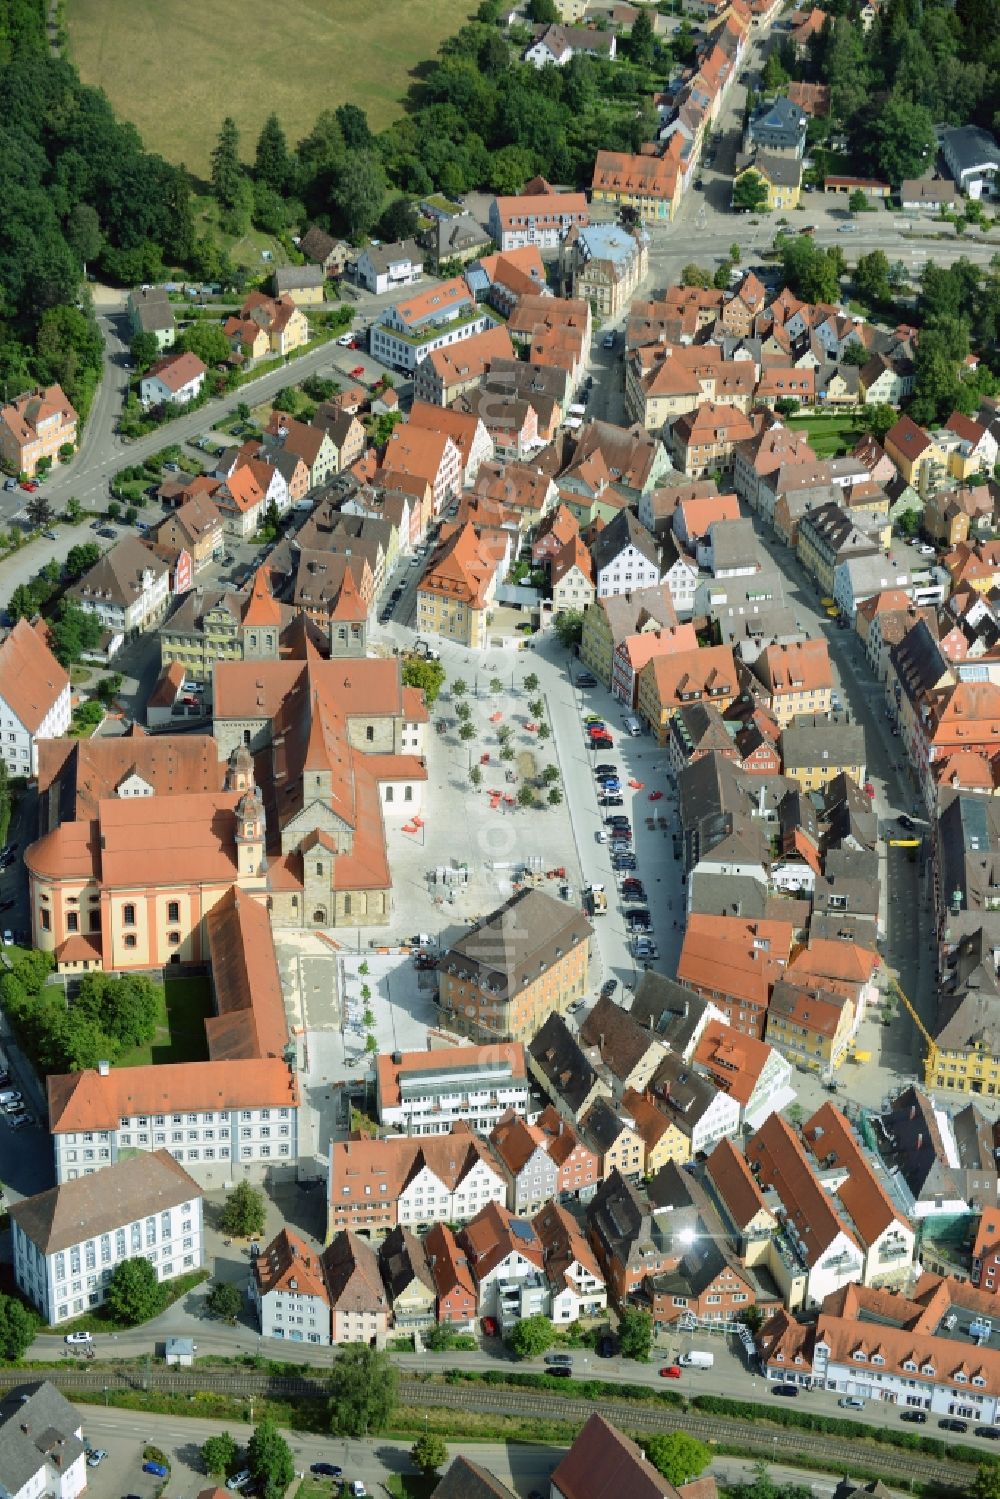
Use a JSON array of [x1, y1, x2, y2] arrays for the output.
[[337, 332, 355, 346], [350, 1485, 367, 1498], [65, 1331, 93, 1345]]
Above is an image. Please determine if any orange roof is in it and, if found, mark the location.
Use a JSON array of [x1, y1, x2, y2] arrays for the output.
[[376, 1042, 525, 1109], [802, 1102, 902, 1246], [393, 276, 472, 328], [383, 423, 455, 488], [425, 324, 515, 387], [146, 351, 207, 392], [678, 493, 739, 538], [330, 1123, 500, 1211], [620, 623, 698, 674], [789, 937, 878, 985], [408, 401, 487, 471], [593, 148, 679, 201], [459, 1200, 544, 1280], [48, 1057, 297, 1133], [693, 1019, 776, 1107], [242, 565, 282, 628], [677, 913, 793, 1008], [645, 644, 738, 710], [747, 1113, 858, 1267], [706, 1136, 772, 1230], [0, 617, 68, 732], [255, 1227, 329, 1302], [490, 1111, 546, 1176], [423, 1220, 476, 1304], [419, 522, 499, 608], [756, 638, 832, 696], [205, 886, 288, 1062], [620, 1087, 676, 1150]]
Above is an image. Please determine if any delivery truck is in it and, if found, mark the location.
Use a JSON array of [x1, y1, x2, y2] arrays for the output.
[[679, 1351, 714, 1369]]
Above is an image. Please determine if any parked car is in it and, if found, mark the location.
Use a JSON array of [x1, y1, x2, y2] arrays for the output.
[[19, 480, 39, 492], [349, 366, 365, 380], [899, 1410, 927, 1424], [976, 1426, 1000, 1439], [42, 529, 57, 541], [612, 854, 638, 871], [8, 1114, 33, 1130], [87, 1450, 108, 1468], [938, 1418, 968, 1433], [898, 813, 916, 831], [225, 1471, 251, 1491], [547, 1366, 571, 1378], [772, 1384, 799, 1398], [544, 1353, 572, 1366], [597, 1336, 616, 1358], [839, 1397, 866, 1410], [599, 795, 624, 808], [660, 1365, 682, 1379], [3, 478, 16, 491], [594, 764, 617, 776], [576, 672, 597, 688], [481, 1316, 498, 1337], [310, 1464, 344, 1477], [144, 1463, 169, 1479], [600, 979, 618, 999]]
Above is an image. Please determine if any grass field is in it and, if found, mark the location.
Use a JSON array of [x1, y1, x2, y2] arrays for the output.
[[67, 0, 475, 178], [114, 976, 212, 1069], [786, 412, 863, 458]]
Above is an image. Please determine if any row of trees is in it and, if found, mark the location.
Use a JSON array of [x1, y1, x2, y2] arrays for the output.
[[0, 954, 163, 1074]]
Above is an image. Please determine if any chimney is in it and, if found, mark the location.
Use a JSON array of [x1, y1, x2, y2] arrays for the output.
[[916, 1131, 924, 1151], [98, 1060, 110, 1077]]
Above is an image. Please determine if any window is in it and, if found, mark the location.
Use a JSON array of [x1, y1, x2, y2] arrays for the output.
[[123, 903, 136, 926], [41, 908, 50, 931], [67, 911, 79, 933], [168, 931, 180, 946], [167, 901, 179, 922], [124, 934, 136, 949]]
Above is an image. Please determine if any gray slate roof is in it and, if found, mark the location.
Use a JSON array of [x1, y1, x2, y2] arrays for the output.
[[0, 1382, 83, 1495], [9, 1150, 199, 1254]]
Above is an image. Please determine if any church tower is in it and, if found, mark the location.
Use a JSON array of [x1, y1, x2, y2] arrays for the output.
[[235, 785, 267, 881], [225, 743, 255, 794]]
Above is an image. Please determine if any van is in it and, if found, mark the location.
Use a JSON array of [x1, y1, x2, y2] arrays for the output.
[[679, 1351, 714, 1369], [624, 715, 643, 737]]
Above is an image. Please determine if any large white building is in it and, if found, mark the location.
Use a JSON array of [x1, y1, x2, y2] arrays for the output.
[[0, 1382, 87, 1499], [0, 619, 71, 777], [48, 1059, 300, 1188], [9, 1150, 203, 1325], [370, 277, 496, 374], [375, 1042, 530, 1137], [68, 537, 170, 637]]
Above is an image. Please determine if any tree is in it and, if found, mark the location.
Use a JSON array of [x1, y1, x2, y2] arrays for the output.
[[469, 764, 483, 788], [526, 0, 559, 18], [0, 1293, 39, 1360], [50, 603, 102, 667], [617, 1306, 653, 1361], [645, 1433, 711, 1486], [180, 322, 232, 369], [455, 701, 472, 722], [206, 1281, 243, 1323], [733, 171, 770, 213], [201, 1432, 238, 1479], [459, 722, 475, 741], [378, 197, 420, 244], [220, 1181, 266, 1239], [26, 493, 54, 529], [401, 656, 445, 706], [333, 152, 388, 239], [859, 402, 897, 444], [847, 188, 869, 215], [328, 1344, 398, 1435], [75, 972, 160, 1049], [247, 1419, 294, 1499], [65, 204, 104, 270], [517, 784, 535, 808], [875, 98, 936, 187], [854, 248, 890, 305], [547, 784, 563, 806], [554, 610, 584, 648], [130, 330, 160, 372], [972, 1464, 1000, 1499], [410, 1433, 449, 1475], [761, 49, 788, 94], [66, 497, 82, 522], [254, 114, 292, 194], [509, 1313, 555, 1358], [336, 104, 375, 152], [523, 672, 539, 693], [211, 117, 245, 211], [681, 263, 713, 289], [628, 8, 654, 64], [105, 1256, 166, 1325], [451, 678, 468, 698]]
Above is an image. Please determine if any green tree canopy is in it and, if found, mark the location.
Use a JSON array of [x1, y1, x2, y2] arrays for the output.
[[0, 1293, 39, 1360], [74, 972, 160, 1048], [179, 321, 232, 369], [554, 610, 584, 648], [508, 1313, 554, 1358], [617, 1305, 653, 1361], [105, 1257, 166, 1325], [873, 97, 936, 187], [206, 1281, 243, 1323], [254, 113, 292, 195], [332, 152, 387, 239], [854, 248, 890, 305], [328, 1345, 398, 1436], [220, 1182, 266, 1239], [645, 1433, 711, 1486], [410, 1433, 449, 1474], [401, 656, 445, 706], [972, 1462, 1000, 1499], [201, 1433, 238, 1479], [733, 171, 770, 213], [211, 116, 245, 211], [248, 1420, 294, 1499], [50, 602, 102, 667]]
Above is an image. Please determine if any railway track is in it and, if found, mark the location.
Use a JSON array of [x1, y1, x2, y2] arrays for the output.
[[0, 1366, 976, 1490]]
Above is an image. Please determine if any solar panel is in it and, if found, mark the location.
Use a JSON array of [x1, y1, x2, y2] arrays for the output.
[[510, 1219, 535, 1243]]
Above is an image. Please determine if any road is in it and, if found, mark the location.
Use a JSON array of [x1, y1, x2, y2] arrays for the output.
[[2, 1365, 978, 1494]]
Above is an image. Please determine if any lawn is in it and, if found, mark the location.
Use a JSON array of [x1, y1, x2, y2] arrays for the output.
[[114, 976, 213, 1069], [786, 412, 863, 458], [66, 0, 475, 177], [386, 1478, 438, 1499]]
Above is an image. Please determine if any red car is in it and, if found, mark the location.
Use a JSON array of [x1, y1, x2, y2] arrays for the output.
[[660, 1365, 682, 1379], [19, 480, 39, 492], [481, 1316, 498, 1337], [350, 366, 365, 380]]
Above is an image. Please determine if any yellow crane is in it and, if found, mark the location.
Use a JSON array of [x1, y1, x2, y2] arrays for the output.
[[884, 971, 937, 1083]]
